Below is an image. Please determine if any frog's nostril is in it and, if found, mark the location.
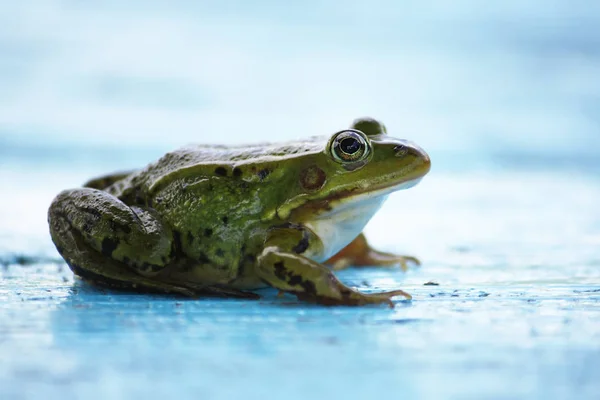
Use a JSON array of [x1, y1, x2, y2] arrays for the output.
[[393, 145, 408, 157]]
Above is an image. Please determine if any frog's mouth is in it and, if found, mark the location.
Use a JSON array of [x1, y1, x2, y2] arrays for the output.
[[323, 175, 423, 211], [288, 174, 424, 222]]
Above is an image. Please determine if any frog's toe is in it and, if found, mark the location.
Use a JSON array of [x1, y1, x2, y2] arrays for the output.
[[296, 288, 411, 308], [331, 252, 421, 271], [346, 288, 412, 307], [400, 256, 421, 271], [384, 255, 421, 272], [325, 233, 421, 271]]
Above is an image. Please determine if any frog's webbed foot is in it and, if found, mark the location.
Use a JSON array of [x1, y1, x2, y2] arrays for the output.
[[257, 246, 411, 307], [325, 233, 420, 271]]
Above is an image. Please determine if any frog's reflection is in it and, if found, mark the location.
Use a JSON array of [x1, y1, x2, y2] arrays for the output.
[[50, 279, 294, 352], [50, 275, 413, 353]]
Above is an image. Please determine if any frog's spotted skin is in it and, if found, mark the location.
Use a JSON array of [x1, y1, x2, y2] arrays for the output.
[[48, 118, 431, 306]]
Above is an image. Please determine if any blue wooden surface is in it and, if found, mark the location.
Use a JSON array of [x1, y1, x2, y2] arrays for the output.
[[1, 170, 599, 400], [2, 2, 600, 399]]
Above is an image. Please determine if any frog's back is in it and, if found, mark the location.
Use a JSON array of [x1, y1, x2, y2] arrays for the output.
[[115, 138, 327, 195], [178, 139, 325, 163]]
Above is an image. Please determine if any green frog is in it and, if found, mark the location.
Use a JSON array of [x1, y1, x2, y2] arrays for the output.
[[48, 118, 430, 306]]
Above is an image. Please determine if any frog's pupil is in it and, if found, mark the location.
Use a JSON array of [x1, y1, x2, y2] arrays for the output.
[[340, 137, 360, 154]]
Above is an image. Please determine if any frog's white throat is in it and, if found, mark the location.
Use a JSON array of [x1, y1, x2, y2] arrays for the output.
[[304, 178, 421, 262]]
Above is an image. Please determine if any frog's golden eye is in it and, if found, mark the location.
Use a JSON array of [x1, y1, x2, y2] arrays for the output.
[[330, 130, 370, 163]]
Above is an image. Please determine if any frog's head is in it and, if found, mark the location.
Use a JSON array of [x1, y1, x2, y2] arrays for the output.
[[278, 117, 430, 225]]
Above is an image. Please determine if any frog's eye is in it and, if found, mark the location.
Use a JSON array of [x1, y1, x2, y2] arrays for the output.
[[330, 130, 370, 163]]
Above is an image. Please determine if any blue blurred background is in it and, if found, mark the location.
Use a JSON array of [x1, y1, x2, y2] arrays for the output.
[[2, 1, 599, 166], [1, 1, 599, 399]]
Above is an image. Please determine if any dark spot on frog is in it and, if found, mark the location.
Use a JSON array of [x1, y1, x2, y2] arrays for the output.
[[288, 274, 302, 286], [101, 237, 119, 257], [198, 252, 211, 264], [108, 219, 132, 235], [300, 165, 326, 191], [222, 216, 229, 225], [257, 168, 271, 180], [215, 248, 225, 258], [276, 265, 317, 296], [292, 231, 310, 254], [271, 223, 309, 254], [339, 288, 351, 299], [81, 222, 93, 235], [245, 254, 256, 263], [215, 167, 227, 177], [122, 256, 130, 265], [300, 280, 316, 295], [172, 230, 185, 258], [233, 167, 243, 178], [274, 261, 286, 280], [204, 228, 213, 237]]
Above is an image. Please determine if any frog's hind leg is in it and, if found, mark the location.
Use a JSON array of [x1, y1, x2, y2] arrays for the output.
[[52, 217, 196, 296], [48, 188, 194, 296], [49, 188, 262, 298], [325, 233, 420, 271]]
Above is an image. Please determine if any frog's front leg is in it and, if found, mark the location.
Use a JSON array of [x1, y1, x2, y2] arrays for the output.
[[48, 188, 190, 294], [256, 227, 411, 307], [325, 233, 420, 271]]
